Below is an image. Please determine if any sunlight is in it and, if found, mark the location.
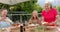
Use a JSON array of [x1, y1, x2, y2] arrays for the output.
[[45, 0, 54, 3]]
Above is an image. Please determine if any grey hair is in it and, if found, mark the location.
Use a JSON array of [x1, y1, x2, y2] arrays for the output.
[[49, 3, 52, 8], [45, 2, 52, 9]]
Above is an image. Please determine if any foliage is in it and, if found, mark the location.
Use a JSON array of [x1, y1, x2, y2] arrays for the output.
[[54, 6, 60, 12], [0, 0, 42, 13], [57, 6, 60, 12], [0, 0, 43, 22], [33, 3, 43, 13]]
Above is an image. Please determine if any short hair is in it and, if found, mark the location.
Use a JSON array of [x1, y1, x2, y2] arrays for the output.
[[45, 2, 52, 9], [0, 8, 7, 12]]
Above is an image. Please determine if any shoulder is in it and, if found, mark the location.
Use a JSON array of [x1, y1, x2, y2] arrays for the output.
[[42, 9, 45, 11], [6, 17, 12, 22], [52, 8, 57, 11], [42, 9, 46, 13], [29, 18, 32, 22], [52, 8, 55, 9], [6, 17, 10, 20], [6, 17, 13, 24], [42, 9, 46, 12], [52, 8, 58, 12]]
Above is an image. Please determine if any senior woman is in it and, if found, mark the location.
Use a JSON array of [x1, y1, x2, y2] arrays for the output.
[[41, 2, 59, 29], [0, 8, 13, 32]]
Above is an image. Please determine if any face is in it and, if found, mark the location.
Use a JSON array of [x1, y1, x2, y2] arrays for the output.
[[32, 11, 38, 18], [45, 3, 51, 10], [1, 10, 8, 16]]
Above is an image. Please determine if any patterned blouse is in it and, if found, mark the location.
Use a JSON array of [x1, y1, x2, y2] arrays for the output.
[[0, 16, 13, 29]]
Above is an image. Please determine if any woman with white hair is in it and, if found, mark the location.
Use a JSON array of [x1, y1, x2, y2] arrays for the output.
[[41, 2, 59, 29]]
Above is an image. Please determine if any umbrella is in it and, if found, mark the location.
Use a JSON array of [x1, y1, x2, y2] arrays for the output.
[[0, 0, 30, 5]]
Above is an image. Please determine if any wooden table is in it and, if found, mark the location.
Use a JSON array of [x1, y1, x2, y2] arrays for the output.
[[25, 25, 57, 32], [25, 25, 44, 32], [0, 24, 20, 32], [11, 27, 20, 32]]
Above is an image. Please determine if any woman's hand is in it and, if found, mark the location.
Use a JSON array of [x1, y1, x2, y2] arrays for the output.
[[51, 22, 56, 24], [0, 17, 5, 21], [42, 22, 48, 25], [0, 18, 3, 21], [41, 17, 47, 24]]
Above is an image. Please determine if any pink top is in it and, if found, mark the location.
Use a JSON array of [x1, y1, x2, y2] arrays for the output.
[[42, 8, 58, 23]]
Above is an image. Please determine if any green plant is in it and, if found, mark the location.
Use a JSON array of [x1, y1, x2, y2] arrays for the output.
[[0, 0, 43, 22]]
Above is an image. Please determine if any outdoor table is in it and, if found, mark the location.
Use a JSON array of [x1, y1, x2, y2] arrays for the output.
[[11, 27, 20, 32], [25, 24, 44, 32], [11, 23, 20, 32], [42, 23, 57, 32], [25, 23, 57, 32], [0, 23, 20, 32]]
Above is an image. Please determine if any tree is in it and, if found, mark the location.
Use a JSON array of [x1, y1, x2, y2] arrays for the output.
[[0, 0, 42, 13], [56, 6, 60, 12], [0, 0, 43, 21]]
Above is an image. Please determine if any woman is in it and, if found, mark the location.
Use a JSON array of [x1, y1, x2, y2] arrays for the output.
[[29, 10, 40, 24], [0, 8, 13, 32], [41, 2, 59, 28]]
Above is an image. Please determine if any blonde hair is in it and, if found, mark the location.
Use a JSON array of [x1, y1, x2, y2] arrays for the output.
[[32, 10, 38, 14], [29, 10, 39, 24], [31, 10, 38, 20]]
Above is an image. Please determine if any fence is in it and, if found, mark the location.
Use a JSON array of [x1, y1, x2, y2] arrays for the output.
[[8, 13, 41, 22], [8, 12, 60, 22]]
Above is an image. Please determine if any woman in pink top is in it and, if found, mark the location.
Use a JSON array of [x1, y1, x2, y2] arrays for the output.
[[41, 2, 59, 26]]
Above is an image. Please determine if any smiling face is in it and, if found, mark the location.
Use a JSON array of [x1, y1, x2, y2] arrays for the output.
[[1, 9, 8, 17], [32, 10, 38, 18], [45, 3, 51, 11]]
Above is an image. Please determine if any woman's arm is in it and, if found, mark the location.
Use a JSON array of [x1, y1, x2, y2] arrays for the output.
[[41, 17, 44, 23], [41, 10, 48, 24], [28, 19, 32, 24], [51, 15, 59, 24], [5, 17, 14, 24], [41, 17, 48, 24], [55, 15, 59, 23], [52, 8, 59, 23]]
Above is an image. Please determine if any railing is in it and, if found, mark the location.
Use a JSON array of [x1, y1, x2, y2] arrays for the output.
[[8, 13, 41, 22], [8, 13, 60, 22]]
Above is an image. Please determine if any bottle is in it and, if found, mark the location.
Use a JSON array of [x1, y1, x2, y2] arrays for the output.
[[20, 23, 23, 32], [23, 21, 28, 32]]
